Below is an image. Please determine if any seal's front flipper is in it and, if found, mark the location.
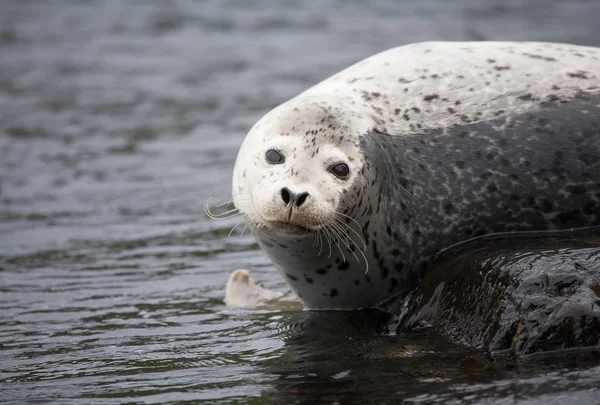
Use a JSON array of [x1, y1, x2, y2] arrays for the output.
[[225, 269, 301, 309]]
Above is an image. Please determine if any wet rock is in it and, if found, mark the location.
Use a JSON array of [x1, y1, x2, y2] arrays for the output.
[[386, 228, 600, 356]]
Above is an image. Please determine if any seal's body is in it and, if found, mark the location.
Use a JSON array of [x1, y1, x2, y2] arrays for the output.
[[232, 42, 600, 309]]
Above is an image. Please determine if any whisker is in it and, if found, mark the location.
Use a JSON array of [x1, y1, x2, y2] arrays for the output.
[[329, 220, 350, 249], [312, 228, 320, 248], [324, 224, 346, 264], [216, 199, 234, 208], [332, 124, 349, 144], [335, 212, 368, 251], [323, 227, 333, 258], [204, 205, 241, 220], [316, 228, 324, 256], [227, 219, 246, 238], [240, 220, 253, 237], [333, 216, 370, 274], [330, 219, 361, 265]]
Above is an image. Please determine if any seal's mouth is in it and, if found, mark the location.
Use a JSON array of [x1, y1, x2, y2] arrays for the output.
[[249, 202, 320, 236], [259, 218, 317, 236]]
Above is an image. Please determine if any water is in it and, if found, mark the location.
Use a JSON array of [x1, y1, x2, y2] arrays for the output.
[[1, 1, 600, 403]]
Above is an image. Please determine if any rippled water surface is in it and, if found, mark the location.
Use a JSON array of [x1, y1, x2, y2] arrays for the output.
[[2, 1, 600, 403]]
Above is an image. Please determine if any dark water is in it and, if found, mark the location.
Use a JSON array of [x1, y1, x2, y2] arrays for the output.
[[1, 1, 600, 403]]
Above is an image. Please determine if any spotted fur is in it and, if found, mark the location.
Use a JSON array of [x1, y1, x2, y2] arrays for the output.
[[232, 42, 600, 309]]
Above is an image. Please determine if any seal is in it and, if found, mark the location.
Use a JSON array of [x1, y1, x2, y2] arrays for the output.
[[230, 41, 600, 309]]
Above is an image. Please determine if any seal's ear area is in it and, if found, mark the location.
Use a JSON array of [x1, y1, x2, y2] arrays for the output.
[[359, 128, 407, 177], [357, 129, 405, 200]]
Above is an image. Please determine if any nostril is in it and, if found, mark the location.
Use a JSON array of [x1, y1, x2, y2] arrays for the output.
[[281, 188, 308, 207], [281, 187, 291, 205], [296, 192, 309, 207]]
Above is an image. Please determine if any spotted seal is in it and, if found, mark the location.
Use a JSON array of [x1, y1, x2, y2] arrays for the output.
[[230, 41, 600, 309]]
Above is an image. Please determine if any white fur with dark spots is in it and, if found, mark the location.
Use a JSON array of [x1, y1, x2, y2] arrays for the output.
[[232, 42, 600, 309]]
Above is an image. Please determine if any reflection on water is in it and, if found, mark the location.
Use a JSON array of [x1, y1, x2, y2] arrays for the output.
[[263, 311, 600, 404], [1, 0, 600, 403]]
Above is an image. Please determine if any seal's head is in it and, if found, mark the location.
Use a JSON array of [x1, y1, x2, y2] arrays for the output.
[[231, 94, 384, 308], [233, 95, 371, 236]]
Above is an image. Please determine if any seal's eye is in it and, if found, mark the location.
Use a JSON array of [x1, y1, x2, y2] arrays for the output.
[[265, 149, 284, 164], [330, 163, 350, 179]]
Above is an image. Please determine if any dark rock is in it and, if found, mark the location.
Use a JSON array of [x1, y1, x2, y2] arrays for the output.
[[384, 227, 600, 356]]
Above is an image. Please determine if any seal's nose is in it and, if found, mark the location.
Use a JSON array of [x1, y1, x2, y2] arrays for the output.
[[281, 187, 309, 207]]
